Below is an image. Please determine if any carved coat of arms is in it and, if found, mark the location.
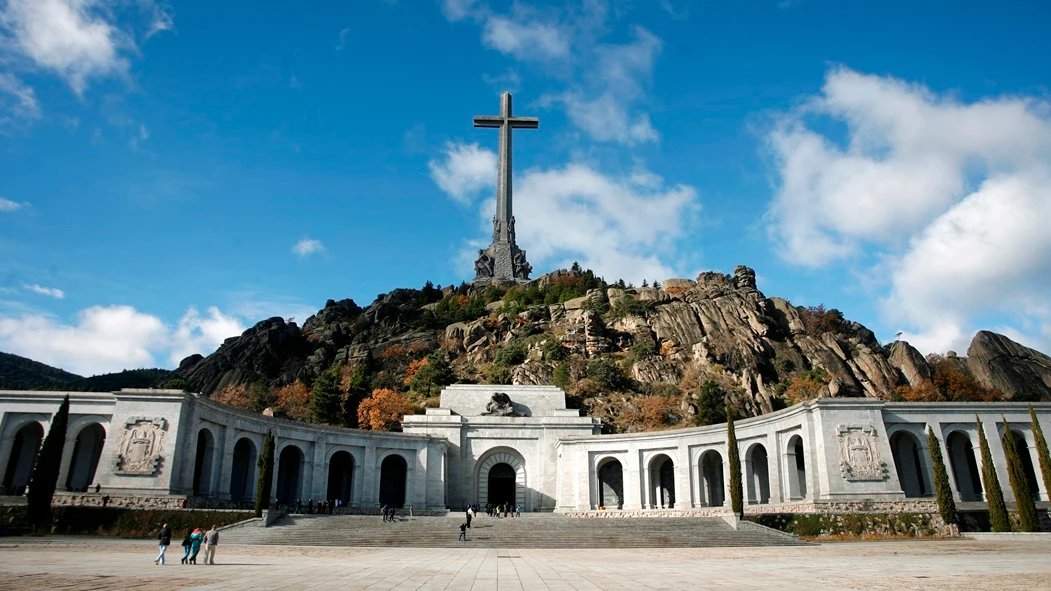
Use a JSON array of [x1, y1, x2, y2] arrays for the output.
[[836, 425, 887, 481], [114, 417, 167, 475]]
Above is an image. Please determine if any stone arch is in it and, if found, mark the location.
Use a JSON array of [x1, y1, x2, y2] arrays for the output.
[[379, 454, 408, 508], [699, 449, 725, 507], [3, 422, 44, 496], [327, 450, 355, 506], [476, 449, 526, 509], [276, 444, 305, 505], [890, 430, 930, 498], [786, 434, 807, 500], [597, 457, 623, 509], [192, 427, 217, 496], [65, 422, 106, 492], [946, 430, 982, 501], [1004, 430, 1040, 500], [229, 437, 257, 501], [746, 443, 770, 504], [648, 453, 675, 509]]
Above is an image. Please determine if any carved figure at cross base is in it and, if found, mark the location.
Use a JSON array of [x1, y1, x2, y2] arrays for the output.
[[481, 392, 522, 417], [472, 93, 537, 283]]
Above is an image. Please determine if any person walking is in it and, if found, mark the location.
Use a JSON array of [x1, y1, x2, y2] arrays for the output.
[[203, 524, 219, 565], [188, 527, 204, 564], [180, 529, 193, 564], [381, 504, 388, 522], [515, 504, 522, 518], [154, 523, 171, 564], [458, 522, 467, 542], [466, 505, 474, 529]]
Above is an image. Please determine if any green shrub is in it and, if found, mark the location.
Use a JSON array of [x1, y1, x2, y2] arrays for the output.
[[586, 358, 631, 391], [543, 339, 569, 361], [494, 342, 528, 367]]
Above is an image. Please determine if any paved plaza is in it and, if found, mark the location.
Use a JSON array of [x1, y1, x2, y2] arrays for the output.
[[1, 537, 1050, 590]]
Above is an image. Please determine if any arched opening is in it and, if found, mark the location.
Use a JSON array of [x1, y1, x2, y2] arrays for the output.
[[276, 445, 304, 505], [699, 450, 725, 507], [649, 455, 675, 509], [786, 435, 807, 500], [946, 431, 982, 502], [1005, 431, 1040, 500], [229, 438, 257, 502], [378, 454, 407, 508], [3, 422, 43, 496], [597, 459, 624, 509], [890, 431, 929, 498], [65, 423, 105, 492], [476, 450, 525, 509], [192, 428, 216, 496], [327, 451, 354, 505], [487, 463, 516, 507], [746, 444, 770, 504]]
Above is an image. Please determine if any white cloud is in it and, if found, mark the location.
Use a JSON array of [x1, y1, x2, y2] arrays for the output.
[[0, 72, 41, 129], [767, 67, 1051, 353], [0, 0, 172, 94], [481, 15, 569, 61], [432, 142, 699, 283], [0, 303, 247, 375], [440, 3, 662, 145], [427, 142, 497, 204], [336, 27, 350, 51], [0, 196, 27, 211], [23, 284, 65, 299], [168, 306, 245, 366], [292, 238, 325, 258], [0, 305, 167, 375]]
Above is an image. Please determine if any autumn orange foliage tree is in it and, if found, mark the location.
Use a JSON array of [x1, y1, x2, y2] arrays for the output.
[[357, 388, 414, 431], [894, 355, 1004, 402], [273, 381, 311, 421]]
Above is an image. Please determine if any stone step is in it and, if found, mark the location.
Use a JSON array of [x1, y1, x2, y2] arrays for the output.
[[220, 514, 809, 548]]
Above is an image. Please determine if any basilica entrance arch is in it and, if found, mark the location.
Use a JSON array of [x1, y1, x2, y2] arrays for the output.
[[476, 450, 526, 509]]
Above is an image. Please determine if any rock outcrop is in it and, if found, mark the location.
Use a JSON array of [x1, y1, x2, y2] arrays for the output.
[[966, 331, 1051, 400], [169, 264, 1051, 415]]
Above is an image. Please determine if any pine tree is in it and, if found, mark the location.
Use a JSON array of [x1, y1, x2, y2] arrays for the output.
[[926, 427, 958, 531], [341, 365, 372, 428], [309, 367, 343, 425], [727, 406, 743, 518], [1001, 418, 1039, 532], [27, 395, 70, 531], [976, 416, 1011, 532], [254, 430, 275, 517], [1029, 405, 1051, 502]]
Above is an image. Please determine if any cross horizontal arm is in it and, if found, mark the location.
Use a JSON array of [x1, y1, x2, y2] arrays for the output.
[[473, 116, 504, 128], [508, 117, 539, 129]]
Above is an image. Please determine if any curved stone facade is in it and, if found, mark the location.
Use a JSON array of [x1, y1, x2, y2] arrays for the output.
[[1, 387, 1049, 515]]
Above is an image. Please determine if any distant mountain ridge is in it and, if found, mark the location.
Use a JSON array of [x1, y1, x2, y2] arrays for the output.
[[0, 352, 171, 392]]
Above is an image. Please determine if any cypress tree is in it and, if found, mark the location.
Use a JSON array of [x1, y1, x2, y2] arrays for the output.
[[727, 406, 743, 518], [254, 430, 275, 518], [926, 427, 958, 531], [1001, 418, 1040, 532], [27, 395, 70, 531], [1029, 404, 1051, 501], [976, 417, 1011, 532]]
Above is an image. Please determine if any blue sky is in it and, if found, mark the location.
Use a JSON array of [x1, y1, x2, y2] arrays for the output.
[[1, 0, 1050, 376]]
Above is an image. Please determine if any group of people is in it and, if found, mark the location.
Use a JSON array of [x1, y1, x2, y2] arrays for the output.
[[483, 502, 521, 518], [380, 505, 398, 522], [292, 498, 340, 515], [153, 523, 219, 565], [458, 502, 523, 541]]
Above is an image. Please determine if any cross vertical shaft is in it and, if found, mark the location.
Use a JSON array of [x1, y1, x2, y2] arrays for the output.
[[472, 92, 539, 282]]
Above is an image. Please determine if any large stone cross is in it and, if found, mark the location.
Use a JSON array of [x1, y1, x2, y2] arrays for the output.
[[472, 92, 538, 282]]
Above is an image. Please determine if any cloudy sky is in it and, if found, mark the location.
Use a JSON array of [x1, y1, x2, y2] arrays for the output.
[[1, 0, 1049, 376]]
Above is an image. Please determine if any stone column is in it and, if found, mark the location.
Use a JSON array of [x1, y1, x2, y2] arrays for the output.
[[642, 464, 651, 509], [362, 445, 377, 507], [623, 449, 641, 510], [216, 427, 237, 500], [310, 441, 326, 502]]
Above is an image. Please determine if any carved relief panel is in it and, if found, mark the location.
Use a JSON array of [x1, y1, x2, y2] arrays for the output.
[[114, 417, 168, 476], [836, 424, 887, 481]]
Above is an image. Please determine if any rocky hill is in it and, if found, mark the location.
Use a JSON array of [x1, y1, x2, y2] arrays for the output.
[[171, 265, 1051, 432]]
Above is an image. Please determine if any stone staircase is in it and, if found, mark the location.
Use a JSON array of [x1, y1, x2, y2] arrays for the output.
[[219, 513, 810, 548]]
